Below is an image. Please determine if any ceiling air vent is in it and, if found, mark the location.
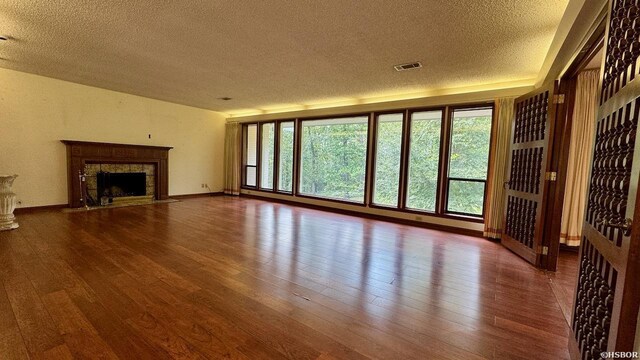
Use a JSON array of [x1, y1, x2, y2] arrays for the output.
[[394, 62, 422, 72]]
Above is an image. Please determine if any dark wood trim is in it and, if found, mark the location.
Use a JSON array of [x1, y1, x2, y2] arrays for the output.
[[14, 204, 67, 214], [295, 114, 370, 204], [502, 236, 538, 264], [61, 140, 172, 208], [293, 118, 302, 195], [542, 76, 578, 271], [541, 21, 605, 272], [616, 177, 640, 350], [399, 109, 410, 209], [240, 102, 494, 228], [273, 121, 281, 192], [245, 188, 485, 224], [258, 121, 277, 191], [241, 193, 484, 238], [500, 82, 558, 268], [170, 192, 224, 200], [405, 107, 446, 213], [437, 106, 450, 214], [275, 120, 296, 193], [564, 19, 606, 79], [443, 104, 495, 219], [293, 193, 366, 206], [373, 203, 485, 223], [536, 82, 560, 268], [60, 140, 172, 151], [241, 124, 252, 188], [368, 110, 405, 207], [256, 123, 263, 190], [364, 112, 373, 206], [366, 113, 378, 207]]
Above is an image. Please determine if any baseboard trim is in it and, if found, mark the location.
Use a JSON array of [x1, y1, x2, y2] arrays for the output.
[[241, 193, 484, 238], [13, 192, 225, 213], [14, 204, 68, 214], [170, 192, 224, 200]]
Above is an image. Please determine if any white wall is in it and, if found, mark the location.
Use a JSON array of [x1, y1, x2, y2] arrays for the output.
[[0, 68, 227, 208]]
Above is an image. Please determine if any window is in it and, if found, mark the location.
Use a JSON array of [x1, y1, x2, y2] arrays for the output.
[[299, 116, 369, 202], [243, 124, 258, 187], [260, 123, 275, 189], [278, 121, 295, 192], [445, 107, 492, 216], [372, 113, 403, 207], [240, 102, 493, 222], [406, 110, 443, 212]]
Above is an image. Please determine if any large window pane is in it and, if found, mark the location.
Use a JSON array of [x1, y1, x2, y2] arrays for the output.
[[449, 108, 492, 179], [373, 113, 403, 207], [406, 110, 443, 211], [278, 121, 295, 192], [244, 124, 257, 187], [447, 180, 485, 215], [446, 107, 492, 216], [260, 123, 275, 189], [299, 116, 368, 202]]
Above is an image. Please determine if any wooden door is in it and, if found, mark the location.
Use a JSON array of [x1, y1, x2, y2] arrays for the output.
[[501, 82, 558, 266], [569, 0, 640, 358]]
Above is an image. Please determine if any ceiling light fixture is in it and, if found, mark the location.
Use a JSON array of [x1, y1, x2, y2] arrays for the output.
[[218, 97, 232, 101], [394, 62, 422, 71]]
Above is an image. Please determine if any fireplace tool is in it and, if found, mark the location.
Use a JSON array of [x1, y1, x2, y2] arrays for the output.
[[78, 170, 89, 209]]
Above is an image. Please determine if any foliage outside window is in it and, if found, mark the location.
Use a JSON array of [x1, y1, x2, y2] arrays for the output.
[[278, 122, 295, 192], [372, 113, 403, 207], [260, 123, 275, 189], [299, 116, 368, 202], [241, 103, 493, 221], [244, 124, 258, 187], [446, 107, 492, 216], [406, 110, 443, 211]]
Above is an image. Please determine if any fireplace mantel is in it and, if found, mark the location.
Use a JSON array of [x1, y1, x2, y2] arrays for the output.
[[61, 140, 173, 208]]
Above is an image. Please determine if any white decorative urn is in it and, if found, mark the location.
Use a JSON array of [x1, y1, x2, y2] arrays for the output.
[[0, 175, 19, 231]]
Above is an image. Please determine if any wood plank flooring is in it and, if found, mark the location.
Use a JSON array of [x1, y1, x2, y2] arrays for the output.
[[547, 250, 579, 326], [0, 196, 575, 359]]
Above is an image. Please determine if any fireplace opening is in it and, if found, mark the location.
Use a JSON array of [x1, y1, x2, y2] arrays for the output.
[[97, 172, 147, 202]]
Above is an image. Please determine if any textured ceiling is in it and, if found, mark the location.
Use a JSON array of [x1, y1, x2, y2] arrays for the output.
[[0, 0, 569, 115]]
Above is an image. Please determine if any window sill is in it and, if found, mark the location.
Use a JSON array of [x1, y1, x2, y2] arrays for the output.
[[240, 189, 484, 224]]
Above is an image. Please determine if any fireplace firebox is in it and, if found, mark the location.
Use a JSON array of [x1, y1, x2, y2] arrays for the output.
[[97, 172, 147, 201]]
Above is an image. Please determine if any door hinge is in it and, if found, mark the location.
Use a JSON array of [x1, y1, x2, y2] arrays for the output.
[[553, 94, 565, 104], [545, 171, 557, 181], [540, 246, 549, 256]]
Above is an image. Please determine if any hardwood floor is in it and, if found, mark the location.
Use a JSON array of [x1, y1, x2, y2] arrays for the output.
[[547, 250, 579, 326], [0, 196, 574, 359]]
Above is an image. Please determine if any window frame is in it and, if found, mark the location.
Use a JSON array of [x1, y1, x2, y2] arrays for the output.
[[259, 122, 276, 191], [276, 119, 296, 194], [239, 102, 493, 223], [242, 123, 258, 188], [296, 113, 371, 205], [441, 104, 495, 219], [368, 110, 407, 209], [402, 107, 446, 214]]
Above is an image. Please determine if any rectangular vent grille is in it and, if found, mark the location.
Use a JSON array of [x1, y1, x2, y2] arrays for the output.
[[394, 62, 422, 71]]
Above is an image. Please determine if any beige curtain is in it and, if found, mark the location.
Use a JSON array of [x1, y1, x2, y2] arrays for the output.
[[483, 97, 515, 239], [560, 69, 599, 246], [224, 122, 242, 195]]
